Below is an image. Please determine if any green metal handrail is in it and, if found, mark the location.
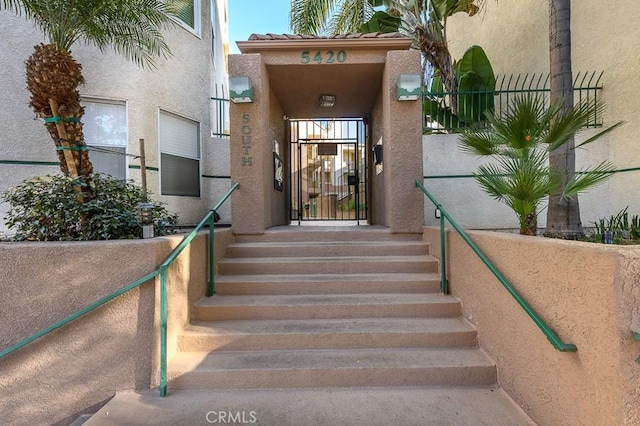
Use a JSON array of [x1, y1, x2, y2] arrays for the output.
[[157, 182, 239, 396], [0, 182, 240, 397], [415, 180, 577, 352]]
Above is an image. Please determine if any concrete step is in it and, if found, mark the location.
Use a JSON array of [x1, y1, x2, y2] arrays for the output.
[[213, 272, 440, 295], [84, 387, 536, 425], [217, 255, 438, 275], [178, 317, 478, 352], [233, 227, 423, 243], [225, 240, 430, 258], [168, 348, 496, 390], [194, 293, 462, 321]]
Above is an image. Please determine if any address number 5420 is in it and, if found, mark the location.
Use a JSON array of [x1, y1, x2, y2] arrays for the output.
[[301, 50, 347, 64]]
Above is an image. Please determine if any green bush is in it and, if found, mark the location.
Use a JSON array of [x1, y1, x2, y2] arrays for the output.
[[2, 174, 178, 241]]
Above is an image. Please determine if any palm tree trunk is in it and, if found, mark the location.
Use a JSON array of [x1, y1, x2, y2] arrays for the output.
[[521, 212, 538, 236], [415, 26, 458, 114], [26, 44, 94, 200], [545, 0, 583, 239]]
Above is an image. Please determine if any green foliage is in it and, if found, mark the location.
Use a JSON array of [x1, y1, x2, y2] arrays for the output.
[[459, 95, 619, 235], [1, 0, 174, 68], [425, 45, 496, 128], [585, 207, 640, 244], [338, 199, 367, 211], [2, 174, 178, 241], [357, 10, 401, 33]]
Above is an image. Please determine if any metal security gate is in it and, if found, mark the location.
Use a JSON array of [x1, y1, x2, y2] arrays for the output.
[[290, 119, 367, 224]]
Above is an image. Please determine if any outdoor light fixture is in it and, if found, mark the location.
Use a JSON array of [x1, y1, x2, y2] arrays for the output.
[[229, 76, 254, 103], [137, 202, 155, 239], [396, 74, 422, 101], [319, 94, 336, 107]]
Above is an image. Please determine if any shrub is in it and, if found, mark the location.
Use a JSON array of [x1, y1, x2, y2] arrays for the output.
[[584, 207, 640, 244], [2, 174, 178, 241]]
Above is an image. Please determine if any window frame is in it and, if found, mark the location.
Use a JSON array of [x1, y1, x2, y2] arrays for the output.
[[158, 109, 202, 198], [171, 0, 202, 37], [81, 97, 129, 180]]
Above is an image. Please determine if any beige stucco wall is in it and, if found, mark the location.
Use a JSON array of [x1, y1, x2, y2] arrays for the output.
[[0, 1, 231, 233], [0, 229, 234, 425], [424, 227, 640, 425], [382, 50, 424, 233], [228, 53, 270, 234], [427, 2, 640, 230], [369, 88, 386, 226]]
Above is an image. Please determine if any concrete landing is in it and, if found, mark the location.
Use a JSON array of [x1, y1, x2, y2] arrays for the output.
[[84, 387, 536, 425]]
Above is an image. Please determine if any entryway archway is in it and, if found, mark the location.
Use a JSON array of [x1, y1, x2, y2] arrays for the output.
[[229, 35, 424, 235]]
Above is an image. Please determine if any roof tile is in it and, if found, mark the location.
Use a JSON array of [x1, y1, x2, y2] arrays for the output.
[[247, 32, 406, 41]]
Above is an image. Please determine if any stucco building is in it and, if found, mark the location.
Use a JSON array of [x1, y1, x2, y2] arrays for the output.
[[0, 0, 231, 233]]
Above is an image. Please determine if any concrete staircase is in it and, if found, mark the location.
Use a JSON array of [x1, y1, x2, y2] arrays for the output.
[[84, 226, 534, 425], [168, 227, 501, 391]]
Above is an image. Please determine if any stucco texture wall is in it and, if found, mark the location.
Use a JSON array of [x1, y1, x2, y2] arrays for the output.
[[228, 54, 268, 234], [435, 2, 640, 230], [382, 49, 424, 233], [369, 87, 386, 226], [424, 227, 640, 425], [0, 229, 233, 425]]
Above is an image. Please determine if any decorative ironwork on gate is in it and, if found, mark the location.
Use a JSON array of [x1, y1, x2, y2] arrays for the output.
[[290, 119, 367, 223]]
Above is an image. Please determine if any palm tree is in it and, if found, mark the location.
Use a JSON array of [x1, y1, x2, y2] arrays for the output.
[[1, 0, 174, 201], [290, 0, 375, 35], [290, 0, 482, 111], [546, 0, 580, 238], [459, 96, 622, 235]]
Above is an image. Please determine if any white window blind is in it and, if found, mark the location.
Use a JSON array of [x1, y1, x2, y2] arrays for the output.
[[159, 110, 199, 159]]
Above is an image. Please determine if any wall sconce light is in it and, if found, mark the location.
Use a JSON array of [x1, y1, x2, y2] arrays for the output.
[[229, 76, 254, 103], [319, 94, 336, 107], [396, 74, 422, 101], [137, 202, 155, 238]]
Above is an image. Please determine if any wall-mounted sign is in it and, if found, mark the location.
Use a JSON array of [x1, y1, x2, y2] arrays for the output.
[[318, 143, 337, 156]]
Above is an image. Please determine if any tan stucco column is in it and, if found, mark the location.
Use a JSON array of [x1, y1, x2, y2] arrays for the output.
[[383, 49, 424, 233], [228, 54, 272, 235]]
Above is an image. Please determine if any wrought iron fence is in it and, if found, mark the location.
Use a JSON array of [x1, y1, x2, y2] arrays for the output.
[[423, 71, 604, 133]]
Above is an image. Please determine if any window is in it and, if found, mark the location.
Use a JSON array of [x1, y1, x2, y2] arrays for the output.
[[159, 110, 201, 197], [82, 99, 127, 179], [173, 0, 201, 34]]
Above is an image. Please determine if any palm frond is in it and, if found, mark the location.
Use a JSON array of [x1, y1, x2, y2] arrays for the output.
[[474, 163, 510, 201], [328, 0, 374, 34], [6, 0, 173, 68], [562, 161, 615, 200], [509, 198, 537, 220], [290, 0, 336, 35], [458, 129, 502, 156], [545, 99, 602, 151], [574, 120, 626, 149]]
